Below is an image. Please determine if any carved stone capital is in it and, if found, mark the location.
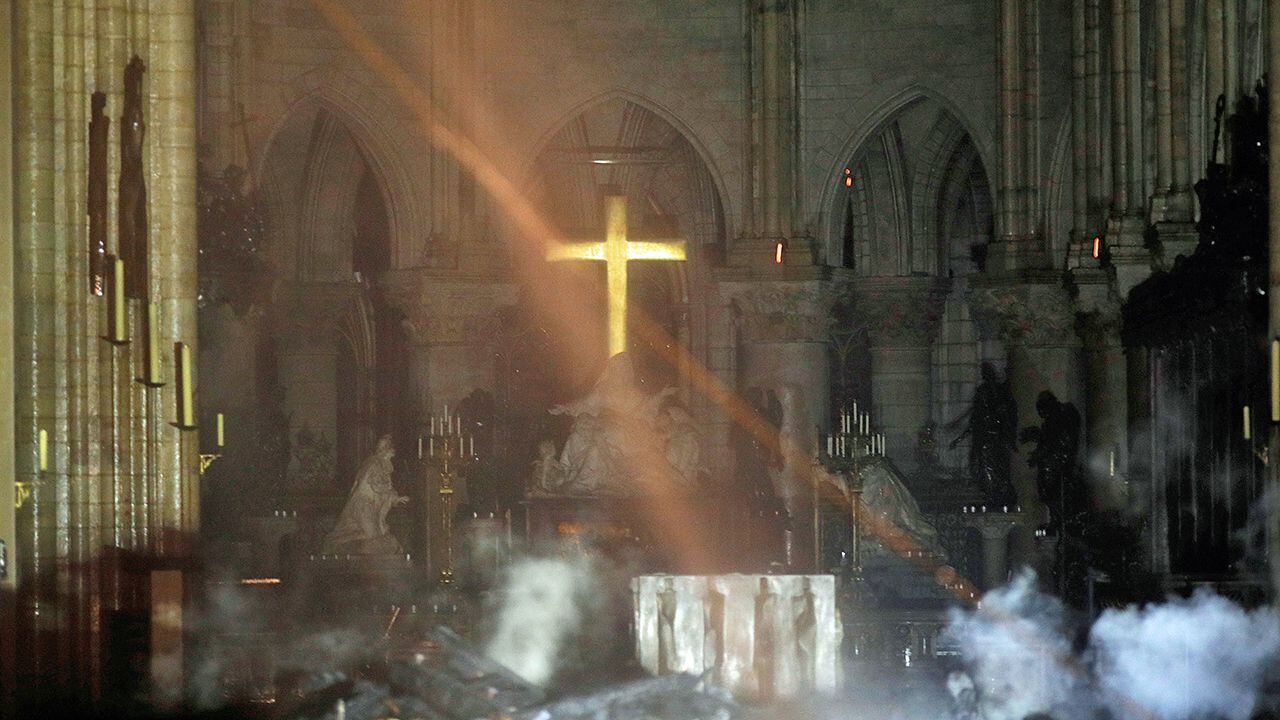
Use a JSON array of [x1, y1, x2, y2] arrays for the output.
[[720, 280, 837, 344], [390, 275, 519, 347], [969, 280, 1079, 347], [848, 276, 949, 347]]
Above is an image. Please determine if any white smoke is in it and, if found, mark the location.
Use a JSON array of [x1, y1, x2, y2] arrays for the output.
[[944, 570, 1084, 720], [1090, 589, 1280, 720], [946, 569, 1280, 720], [484, 556, 592, 686]]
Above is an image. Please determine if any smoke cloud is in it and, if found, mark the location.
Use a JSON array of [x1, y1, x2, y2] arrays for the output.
[[1090, 589, 1280, 720], [945, 569, 1280, 720], [944, 570, 1085, 720], [484, 556, 593, 686]]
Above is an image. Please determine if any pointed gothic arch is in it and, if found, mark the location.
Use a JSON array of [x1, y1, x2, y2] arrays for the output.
[[827, 93, 994, 277]]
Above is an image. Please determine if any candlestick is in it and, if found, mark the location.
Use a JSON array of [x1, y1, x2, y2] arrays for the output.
[[108, 256, 127, 344], [216, 412, 225, 447], [38, 428, 47, 472], [175, 342, 195, 428], [1272, 340, 1279, 422]]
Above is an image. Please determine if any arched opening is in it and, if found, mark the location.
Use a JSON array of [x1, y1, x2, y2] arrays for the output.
[[834, 96, 993, 277]]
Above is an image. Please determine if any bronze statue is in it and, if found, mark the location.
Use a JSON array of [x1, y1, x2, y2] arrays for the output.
[[88, 91, 109, 295], [118, 56, 148, 298], [1020, 390, 1083, 531], [948, 362, 1018, 505]]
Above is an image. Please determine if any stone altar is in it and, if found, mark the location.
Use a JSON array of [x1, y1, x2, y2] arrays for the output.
[[632, 574, 842, 701]]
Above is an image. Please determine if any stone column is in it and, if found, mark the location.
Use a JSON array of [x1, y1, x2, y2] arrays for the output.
[[1153, 0, 1199, 265], [1076, 307, 1129, 508], [1104, 0, 1151, 293], [1124, 0, 1144, 210], [723, 278, 833, 568], [855, 277, 947, 474], [1071, 0, 1089, 244], [1154, 0, 1175, 202], [12, 0, 199, 701], [1267, 0, 1280, 605], [1022, 0, 1041, 242], [0, 0, 15, 707], [739, 0, 811, 265], [196, 0, 239, 170], [998, 0, 1023, 244], [1207, 0, 1227, 161], [392, 275, 514, 579], [428, 0, 480, 269], [990, 0, 1051, 272]]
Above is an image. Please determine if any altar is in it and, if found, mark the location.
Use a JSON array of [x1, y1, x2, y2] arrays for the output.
[[632, 574, 842, 701]]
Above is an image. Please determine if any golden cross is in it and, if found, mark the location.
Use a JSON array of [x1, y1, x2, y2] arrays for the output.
[[545, 194, 687, 357]]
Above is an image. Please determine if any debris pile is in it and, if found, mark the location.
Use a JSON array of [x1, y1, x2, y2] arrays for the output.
[[283, 627, 738, 720]]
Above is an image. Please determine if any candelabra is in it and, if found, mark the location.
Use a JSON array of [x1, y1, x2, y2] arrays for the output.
[[825, 404, 886, 461], [420, 405, 477, 585]]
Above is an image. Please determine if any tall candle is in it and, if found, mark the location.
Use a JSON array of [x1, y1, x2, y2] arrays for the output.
[[111, 257, 126, 342], [38, 428, 48, 472], [175, 342, 195, 427], [418, 437, 423, 459], [216, 412, 225, 447], [1272, 339, 1280, 421], [1109, 450, 1116, 477], [429, 437, 434, 456], [827, 435, 833, 455], [1243, 405, 1252, 440], [146, 302, 161, 384], [469, 436, 474, 457]]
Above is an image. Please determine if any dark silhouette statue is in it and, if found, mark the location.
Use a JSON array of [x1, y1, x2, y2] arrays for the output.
[[1020, 390, 1083, 531], [118, 55, 148, 298], [948, 362, 1018, 505]]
